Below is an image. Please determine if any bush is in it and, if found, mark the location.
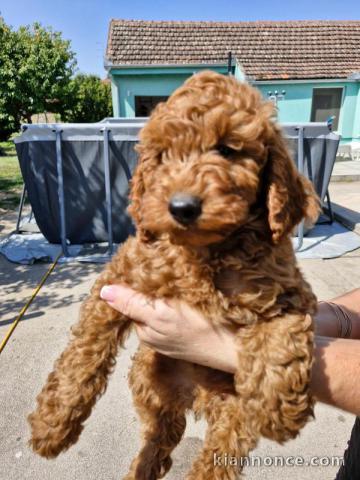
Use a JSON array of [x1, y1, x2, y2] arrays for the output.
[[62, 74, 112, 123], [0, 115, 18, 142]]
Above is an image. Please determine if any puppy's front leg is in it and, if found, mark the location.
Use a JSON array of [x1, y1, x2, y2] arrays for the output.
[[124, 350, 191, 480], [186, 393, 258, 480], [235, 313, 314, 442], [28, 273, 131, 458]]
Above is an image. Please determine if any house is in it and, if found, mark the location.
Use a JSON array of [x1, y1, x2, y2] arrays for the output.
[[105, 19, 360, 159]]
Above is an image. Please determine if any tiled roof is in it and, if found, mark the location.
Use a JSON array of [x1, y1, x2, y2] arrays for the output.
[[106, 19, 360, 80]]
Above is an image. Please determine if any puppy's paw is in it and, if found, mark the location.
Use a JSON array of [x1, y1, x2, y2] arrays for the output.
[[123, 455, 172, 480], [28, 411, 82, 458]]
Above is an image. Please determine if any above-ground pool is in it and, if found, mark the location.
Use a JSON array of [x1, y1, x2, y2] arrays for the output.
[[14, 119, 340, 255]]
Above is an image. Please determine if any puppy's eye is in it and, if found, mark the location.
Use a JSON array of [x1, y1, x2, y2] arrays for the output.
[[216, 144, 237, 158]]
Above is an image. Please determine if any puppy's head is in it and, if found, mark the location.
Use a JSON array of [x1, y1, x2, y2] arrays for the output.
[[129, 71, 319, 246]]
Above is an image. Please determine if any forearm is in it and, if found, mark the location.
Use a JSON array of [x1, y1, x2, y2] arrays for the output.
[[311, 289, 360, 414], [311, 336, 360, 416]]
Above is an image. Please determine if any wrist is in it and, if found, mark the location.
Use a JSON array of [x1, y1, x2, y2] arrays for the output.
[[188, 328, 238, 374], [214, 329, 238, 374], [315, 301, 360, 340], [311, 335, 360, 415]]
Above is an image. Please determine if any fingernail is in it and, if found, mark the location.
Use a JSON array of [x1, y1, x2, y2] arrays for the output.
[[100, 285, 116, 302]]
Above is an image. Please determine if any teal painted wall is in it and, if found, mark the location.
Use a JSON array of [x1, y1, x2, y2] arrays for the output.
[[113, 74, 188, 117], [110, 65, 228, 117], [256, 81, 360, 144], [109, 66, 360, 144], [352, 86, 360, 143]]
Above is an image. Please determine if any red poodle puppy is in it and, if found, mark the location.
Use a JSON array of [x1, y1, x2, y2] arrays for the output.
[[28, 71, 319, 479]]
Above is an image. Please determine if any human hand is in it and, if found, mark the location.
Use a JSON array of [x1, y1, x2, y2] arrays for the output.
[[100, 284, 237, 373], [100, 285, 360, 415]]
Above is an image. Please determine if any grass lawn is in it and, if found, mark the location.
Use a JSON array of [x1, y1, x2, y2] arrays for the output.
[[0, 140, 23, 211]]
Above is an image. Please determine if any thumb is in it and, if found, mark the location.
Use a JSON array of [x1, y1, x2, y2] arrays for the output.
[[100, 284, 155, 324]]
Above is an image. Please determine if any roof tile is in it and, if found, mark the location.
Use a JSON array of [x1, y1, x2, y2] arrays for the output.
[[106, 19, 360, 80]]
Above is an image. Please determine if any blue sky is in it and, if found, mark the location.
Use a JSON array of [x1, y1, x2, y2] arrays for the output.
[[1, 0, 359, 77]]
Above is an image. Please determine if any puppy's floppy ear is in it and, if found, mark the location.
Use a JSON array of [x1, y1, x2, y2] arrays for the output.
[[128, 160, 144, 225], [128, 103, 168, 242], [127, 145, 154, 243], [265, 129, 320, 243]]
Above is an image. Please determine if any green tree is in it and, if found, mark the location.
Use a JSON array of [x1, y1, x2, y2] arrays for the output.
[[62, 74, 113, 123], [0, 17, 18, 140], [0, 18, 76, 140]]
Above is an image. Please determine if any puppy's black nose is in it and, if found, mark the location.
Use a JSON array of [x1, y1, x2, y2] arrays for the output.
[[169, 194, 202, 225]]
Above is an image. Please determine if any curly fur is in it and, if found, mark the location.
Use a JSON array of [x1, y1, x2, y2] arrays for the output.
[[28, 71, 319, 479]]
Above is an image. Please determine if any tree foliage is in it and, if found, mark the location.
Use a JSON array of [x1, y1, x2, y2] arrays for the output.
[[0, 18, 76, 140], [61, 74, 113, 123]]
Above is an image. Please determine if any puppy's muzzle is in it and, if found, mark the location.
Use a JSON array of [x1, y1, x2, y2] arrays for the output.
[[169, 194, 202, 225]]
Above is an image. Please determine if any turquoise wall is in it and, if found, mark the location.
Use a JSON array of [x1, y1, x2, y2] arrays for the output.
[[352, 86, 360, 144], [113, 73, 188, 117], [256, 81, 360, 144], [110, 65, 229, 117], [110, 66, 360, 144]]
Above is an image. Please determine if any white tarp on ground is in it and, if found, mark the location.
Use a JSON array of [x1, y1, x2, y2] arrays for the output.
[[0, 233, 80, 264], [294, 222, 360, 259], [1, 222, 359, 265]]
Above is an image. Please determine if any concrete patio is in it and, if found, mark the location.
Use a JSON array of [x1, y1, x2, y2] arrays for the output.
[[0, 173, 359, 479]]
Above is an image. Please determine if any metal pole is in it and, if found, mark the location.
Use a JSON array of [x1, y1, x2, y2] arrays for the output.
[[54, 128, 68, 257], [296, 126, 305, 251], [15, 184, 27, 233], [227, 51, 232, 75], [102, 127, 113, 255], [326, 189, 334, 224]]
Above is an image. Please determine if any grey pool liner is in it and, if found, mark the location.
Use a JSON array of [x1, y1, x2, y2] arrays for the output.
[[14, 121, 143, 255], [13, 119, 340, 258]]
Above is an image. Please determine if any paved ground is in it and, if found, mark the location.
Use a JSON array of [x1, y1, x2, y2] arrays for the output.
[[1, 201, 360, 479], [329, 181, 360, 235], [332, 160, 360, 182]]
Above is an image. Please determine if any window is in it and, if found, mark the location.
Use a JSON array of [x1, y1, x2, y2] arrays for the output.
[[134, 96, 168, 117], [310, 88, 343, 130]]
